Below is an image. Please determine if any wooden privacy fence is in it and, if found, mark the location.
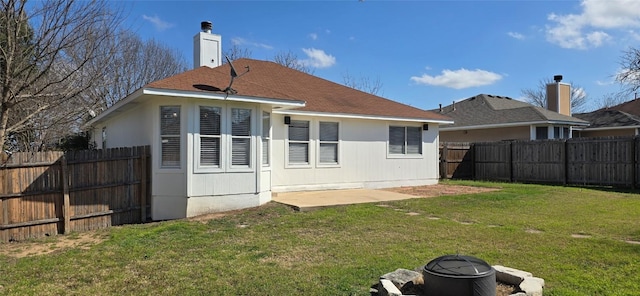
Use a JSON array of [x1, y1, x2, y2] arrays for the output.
[[439, 142, 473, 179], [0, 146, 150, 242], [441, 137, 640, 188]]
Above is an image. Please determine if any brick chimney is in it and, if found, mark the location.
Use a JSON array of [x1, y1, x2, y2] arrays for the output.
[[546, 75, 571, 116], [193, 21, 221, 68]]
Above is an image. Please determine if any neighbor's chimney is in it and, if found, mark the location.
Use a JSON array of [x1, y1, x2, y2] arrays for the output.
[[546, 74, 571, 116], [193, 20, 222, 68], [439, 104, 442, 113]]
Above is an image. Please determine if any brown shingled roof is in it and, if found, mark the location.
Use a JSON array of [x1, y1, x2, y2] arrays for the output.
[[146, 58, 451, 122]]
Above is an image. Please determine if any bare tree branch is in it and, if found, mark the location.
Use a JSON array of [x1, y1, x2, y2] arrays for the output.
[[1, 0, 126, 151], [616, 47, 640, 96], [223, 43, 252, 63], [342, 70, 384, 96], [271, 50, 314, 74], [0, 1, 188, 151], [520, 77, 588, 113]]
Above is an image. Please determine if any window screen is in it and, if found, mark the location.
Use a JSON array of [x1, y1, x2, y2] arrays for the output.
[[160, 106, 181, 167], [289, 120, 309, 164], [389, 126, 422, 155], [319, 122, 339, 164], [199, 106, 221, 166]]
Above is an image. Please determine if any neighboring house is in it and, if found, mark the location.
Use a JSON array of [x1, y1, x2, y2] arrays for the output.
[[84, 22, 453, 220], [433, 79, 589, 142], [573, 99, 640, 137]]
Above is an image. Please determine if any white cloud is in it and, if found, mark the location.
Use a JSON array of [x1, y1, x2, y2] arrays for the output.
[[586, 31, 611, 46], [507, 32, 525, 40], [309, 33, 318, 40], [410, 68, 503, 89], [574, 87, 587, 99], [231, 37, 273, 50], [596, 79, 614, 86], [142, 14, 174, 31], [546, 0, 640, 49], [299, 48, 336, 68]]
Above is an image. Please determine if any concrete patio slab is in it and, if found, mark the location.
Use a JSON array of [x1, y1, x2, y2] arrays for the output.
[[272, 189, 418, 211]]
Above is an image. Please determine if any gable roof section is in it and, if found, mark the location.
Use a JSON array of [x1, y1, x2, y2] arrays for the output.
[[574, 109, 640, 129], [145, 59, 451, 123], [431, 94, 588, 129], [603, 98, 640, 115]]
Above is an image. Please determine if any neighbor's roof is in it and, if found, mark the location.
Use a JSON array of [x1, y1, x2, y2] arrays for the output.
[[145, 58, 451, 123], [431, 94, 589, 129], [574, 109, 640, 129], [599, 98, 640, 116]]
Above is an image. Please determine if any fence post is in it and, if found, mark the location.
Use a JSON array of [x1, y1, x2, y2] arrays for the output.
[[508, 142, 513, 182], [471, 143, 476, 180], [632, 137, 637, 189], [441, 144, 448, 179], [563, 139, 568, 185], [140, 147, 147, 222], [61, 155, 71, 234], [1, 159, 6, 242]]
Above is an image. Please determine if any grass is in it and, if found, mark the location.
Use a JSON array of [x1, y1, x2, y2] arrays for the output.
[[1, 181, 639, 295]]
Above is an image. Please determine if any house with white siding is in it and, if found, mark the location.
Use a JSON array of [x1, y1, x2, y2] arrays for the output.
[[85, 22, 453, 220]]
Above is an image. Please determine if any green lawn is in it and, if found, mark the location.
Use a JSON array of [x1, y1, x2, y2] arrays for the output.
[[1, 181, 639, 295]]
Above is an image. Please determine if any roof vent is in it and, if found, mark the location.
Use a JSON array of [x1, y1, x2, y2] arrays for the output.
[[554, 75, 563, 82], [201, 21, 212, 33]]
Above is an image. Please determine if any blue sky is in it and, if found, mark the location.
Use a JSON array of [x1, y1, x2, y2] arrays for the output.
[[121, 0, 640, 112]]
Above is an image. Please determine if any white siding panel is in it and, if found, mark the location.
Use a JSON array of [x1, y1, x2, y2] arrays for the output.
[[272, 115, 440, 192], [100, 103, 153, 148], [190, 172, 257, 196], [152, 195, 187, 220], [186, 193, 265, 217]]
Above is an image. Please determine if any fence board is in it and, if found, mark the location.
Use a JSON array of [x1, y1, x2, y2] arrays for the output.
[[439, 142, 472, 179], [566, 137, 634, 186], [0, 146, 151, 242], [440, 137, 640, 188], [474, 142, 512, 181], [512, 140, 565, 184]]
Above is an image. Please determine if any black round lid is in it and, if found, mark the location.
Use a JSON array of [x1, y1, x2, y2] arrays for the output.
[[424, 255, 493, 276]]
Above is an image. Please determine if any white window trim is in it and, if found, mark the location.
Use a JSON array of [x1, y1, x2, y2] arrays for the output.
[[160, 105, 182, 169], [261, 111, 271, 169], [285, 118, 312, 168], [194, 104, 254, 173], [531, 124, 572, 140], [195, 105, 225, 173], [227, 107, 254, 171], [386, 124, 424, 159], [316, 120, 341, 168]]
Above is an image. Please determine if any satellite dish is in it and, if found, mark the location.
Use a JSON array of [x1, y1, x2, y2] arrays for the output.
[[224, 56, 250, 95]]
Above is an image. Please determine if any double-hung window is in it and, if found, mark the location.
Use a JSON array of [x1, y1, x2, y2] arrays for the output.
[[288, 120, 310, 164], [319, 121, 339, 164], [262, 112, 270, 166], [231, 108, 251, 167], [160, 106, 181, 168], [199, 106, 222, 167], [389, 126, 422, 155]]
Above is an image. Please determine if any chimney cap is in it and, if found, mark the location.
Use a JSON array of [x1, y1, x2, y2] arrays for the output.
[[201, 21, 212, 33], [553, 75, 563, 82]]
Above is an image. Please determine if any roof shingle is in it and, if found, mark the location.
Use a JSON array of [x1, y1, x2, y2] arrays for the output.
[[431, 94, 588, 128], [146, 59, 451, 122]]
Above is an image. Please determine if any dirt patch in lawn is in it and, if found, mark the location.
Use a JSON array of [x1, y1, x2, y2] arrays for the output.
[[384, 184, 500, 197], [0, 231, 107, 258]]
